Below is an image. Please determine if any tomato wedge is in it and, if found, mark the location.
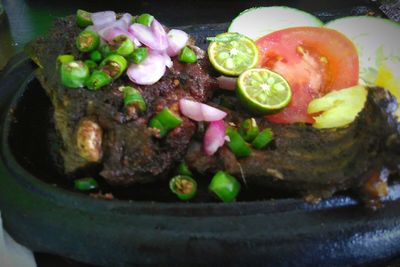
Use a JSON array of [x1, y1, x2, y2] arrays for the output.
[[256, 27, 359, 124]]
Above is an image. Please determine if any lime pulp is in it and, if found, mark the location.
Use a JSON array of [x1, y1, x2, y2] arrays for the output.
[[208, 32, 259, 76], [237, 68, 292, 114]]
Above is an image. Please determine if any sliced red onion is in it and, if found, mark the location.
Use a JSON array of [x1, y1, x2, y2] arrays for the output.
[[217, 76, 237, 90], [129, 21, 168, 51], [150, 19, 168, 51], [103, 27, 141, 46], [179, 99, 204, 121], [166, 29, 189, 57], [201, 103, 227, 121], [120, 13, 133, 26], [91, 11, 116, 27], [127, 52, 166, 85], [162, 53, 173, 68], [204, 120, 226, 156], [179, 99, 227, 122]]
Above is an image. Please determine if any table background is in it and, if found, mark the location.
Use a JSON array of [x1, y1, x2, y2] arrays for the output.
[[0, 0, 399, 266]]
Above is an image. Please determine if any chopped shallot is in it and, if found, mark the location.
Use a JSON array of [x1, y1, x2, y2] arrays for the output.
[[204, 120, 226, 156], [179, 99, 227, 122]]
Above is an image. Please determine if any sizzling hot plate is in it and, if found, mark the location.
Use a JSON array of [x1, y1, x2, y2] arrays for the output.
[[1, 5, 400, 267]]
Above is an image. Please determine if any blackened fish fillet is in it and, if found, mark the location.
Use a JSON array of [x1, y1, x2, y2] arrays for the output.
[[185, 87, 400, 199]]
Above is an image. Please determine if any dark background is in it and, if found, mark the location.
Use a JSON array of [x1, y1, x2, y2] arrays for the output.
[[1, 0, 398, 266]]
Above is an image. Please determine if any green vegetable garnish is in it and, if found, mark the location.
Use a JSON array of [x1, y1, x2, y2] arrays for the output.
[[122, 86, 146, 111], [149, 108, 183, 138], [178, 46, 197, 63], [57, 54, 75, 64], [90, 50, 102, 62], [76, 30, 100, 53], [177, 161, 193, 177], [99, 44, 111, 58], [74, 177, 98, 191], [252, 128, 273, 149], [136, 13, 154, 26], [60, 60, 90, 88], [128, 47, 148, 64], [84, 59, 97, 71], [169, 175, 197, 201], [239, 118, 259, 142], [85, 70, 112, 90], [110, 35, 135, 56], [99, 54, 127, 79], [226, 127, 252, 157], [209, 171, 241, 203], [76, 9, 93, 28]]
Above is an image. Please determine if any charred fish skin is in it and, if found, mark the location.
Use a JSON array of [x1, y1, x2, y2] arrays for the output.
[[27, 16, 217, 185], [186, 87, 400, 200]]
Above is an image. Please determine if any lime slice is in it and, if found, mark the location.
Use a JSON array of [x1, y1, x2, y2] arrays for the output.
[[208, 32, 259, 76], [237, 68, 292, 114]]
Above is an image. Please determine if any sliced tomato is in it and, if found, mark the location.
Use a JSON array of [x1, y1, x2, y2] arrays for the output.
[[256, 27, 359, 124]]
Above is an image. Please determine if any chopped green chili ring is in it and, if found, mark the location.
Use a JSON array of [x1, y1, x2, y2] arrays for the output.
[[149, 108, 183, 138], [177, 161, 193, 177], [74, 177, 98, 191], [110, 35, 135, 56], [84, 59, 97, 71], [169, 175, 197, 201], [60, 60, 90, 88], [57, 54, 75, 64], [178, 46, 197, 63], [85, 70, 112, 90], [137, 13, 154, 26], [76, 9, 93, 28], [123, 86, 146, 111], [226, 127, 252, 157], [149, 118, 167, 137], [128, 47, 148, 64], [76, 30, 100, 53], [90, 50, 102, 62], [209, 171, 241, 203], [99, 44, 111, 58], [100, 54, 127, 79], [239, 118, 259, 142], [252, 128, 273, 149]]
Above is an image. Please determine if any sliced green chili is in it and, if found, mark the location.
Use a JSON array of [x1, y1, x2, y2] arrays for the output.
[[60, 60, 90, 88], [239, 118, 259, 142], [209, 171, 241, 203], [178, 46, 197, 63], [57, 54, 75, 64], [100, 54, 127, 79], [226, 127, 252, 157], [84, 59, 97, 71], [177, 161, 193, 177], [169, 175, 197, 201], [128, 47, 148, 64], [85, 70, 112, 90], [76, 30, 100, 53], [74, 177, 98, 191], [252, 128, 273, 149], [123, 86, 146, 111], [149, 108, 183, 138], [137, 13, 154, 26], [76, 9, 93, 28], [99, 44, 111, 58], [110, 35, 135, 56], [90, 50, 102, 62]]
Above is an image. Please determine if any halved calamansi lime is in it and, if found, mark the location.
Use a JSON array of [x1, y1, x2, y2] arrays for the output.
[[208, 32, 259, 76], [237, 68, 292, 114]]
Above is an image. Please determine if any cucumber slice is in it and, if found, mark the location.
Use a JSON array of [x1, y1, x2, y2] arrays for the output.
[[325, 16, 400, 85], [228, 6, 323, 40]]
